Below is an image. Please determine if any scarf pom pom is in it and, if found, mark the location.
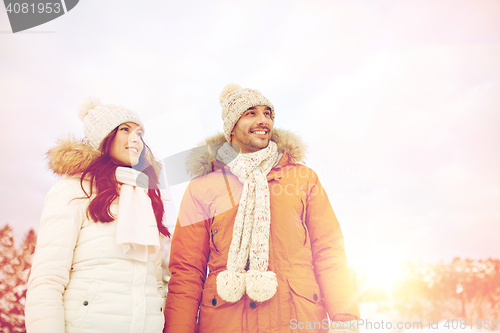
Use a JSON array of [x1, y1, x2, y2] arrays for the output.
[[216, 270, 246, 302], [246, 269, 278, 302]]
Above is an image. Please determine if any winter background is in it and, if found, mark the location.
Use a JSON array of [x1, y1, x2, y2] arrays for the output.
[[1, 0, 499, 332]]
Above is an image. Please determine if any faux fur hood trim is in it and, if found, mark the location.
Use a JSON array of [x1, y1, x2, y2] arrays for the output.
[[47, 137, 100, 176], [186, 128, 306, 177]]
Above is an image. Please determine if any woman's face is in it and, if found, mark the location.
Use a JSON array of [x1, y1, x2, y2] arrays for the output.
[[109, 122, 144, 166]]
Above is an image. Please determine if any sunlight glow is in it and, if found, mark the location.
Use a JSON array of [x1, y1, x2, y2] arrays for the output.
[[361, 252, 404, 290]]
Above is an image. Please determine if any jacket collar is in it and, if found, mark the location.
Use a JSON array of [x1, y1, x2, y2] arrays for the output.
[[47, 128, 306, 178], [186, 128, 306, 178]]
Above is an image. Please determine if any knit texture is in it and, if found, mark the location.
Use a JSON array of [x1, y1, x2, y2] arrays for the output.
[[78, 97, 144, 150], [220, 84, 274, 142], [115, 167, 160, 262], [215, 141, 280, 302]]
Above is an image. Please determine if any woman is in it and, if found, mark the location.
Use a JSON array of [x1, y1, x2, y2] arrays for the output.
[[25, 97, 170, 333]]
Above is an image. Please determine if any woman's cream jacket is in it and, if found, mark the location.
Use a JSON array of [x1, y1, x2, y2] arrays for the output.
[[25, 139, 166, 333]]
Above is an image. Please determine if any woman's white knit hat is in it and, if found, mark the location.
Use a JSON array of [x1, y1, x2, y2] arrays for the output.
[[77, 97, 144, 150], [219, 84, 275, 142]]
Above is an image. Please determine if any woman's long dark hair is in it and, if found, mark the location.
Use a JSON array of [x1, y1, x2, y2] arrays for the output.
[[80, 127, 170, 237]]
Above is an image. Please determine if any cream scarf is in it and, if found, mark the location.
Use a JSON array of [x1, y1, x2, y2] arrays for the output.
[[216, 141, 280, 303], [115, 167, 160, 262]]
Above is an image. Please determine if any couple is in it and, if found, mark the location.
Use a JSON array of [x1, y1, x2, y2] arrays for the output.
[[25, 84, 360, 333]]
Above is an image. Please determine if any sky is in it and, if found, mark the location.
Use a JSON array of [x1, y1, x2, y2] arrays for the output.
[[1, 0, 499, 273]]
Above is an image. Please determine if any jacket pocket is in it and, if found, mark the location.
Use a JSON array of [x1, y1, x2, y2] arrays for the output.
[[73, 281, 100, 329], [209, 211, 221, 254], [300, 197, 309, 246], [210, 209, 233, 255], [201, 287, 229, 309], [288, 277, 326, 331], [199, 283, 243, 332]]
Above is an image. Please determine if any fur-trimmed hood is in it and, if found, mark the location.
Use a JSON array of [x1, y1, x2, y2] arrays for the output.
[[47, 129, 306, 178], [186, 128, 306, 178], [46, 137, 99, 176]]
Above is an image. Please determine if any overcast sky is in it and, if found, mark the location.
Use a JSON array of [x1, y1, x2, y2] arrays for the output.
[[1, 0, 499, 270]]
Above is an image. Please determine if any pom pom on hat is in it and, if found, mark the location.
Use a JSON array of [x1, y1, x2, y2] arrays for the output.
[[219, 83, 242, 106], [77, 96, 101, 121]]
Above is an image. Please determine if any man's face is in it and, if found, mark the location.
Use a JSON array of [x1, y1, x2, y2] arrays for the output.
[[231, 105, 273, 154]]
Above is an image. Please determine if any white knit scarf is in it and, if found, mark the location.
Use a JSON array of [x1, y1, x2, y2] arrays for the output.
[[215, 141, 280, 303], [115, 167, 160, 262]]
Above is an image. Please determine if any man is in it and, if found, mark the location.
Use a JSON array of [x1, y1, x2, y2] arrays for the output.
[[164, 84, 359, 333]]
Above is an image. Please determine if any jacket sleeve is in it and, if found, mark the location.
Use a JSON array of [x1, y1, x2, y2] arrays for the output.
[[305, 171, 360, 319], [25, 178, 87, 333], [163, 181, 210, 333]]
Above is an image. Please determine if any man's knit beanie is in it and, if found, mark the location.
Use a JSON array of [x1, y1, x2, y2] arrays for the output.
[[219, 84, 275, 142]]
